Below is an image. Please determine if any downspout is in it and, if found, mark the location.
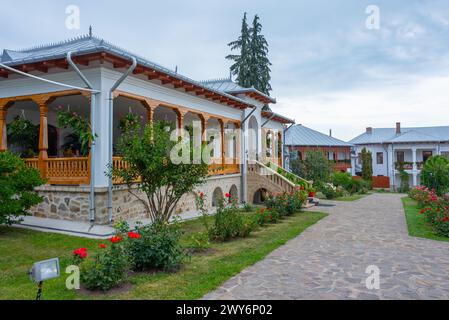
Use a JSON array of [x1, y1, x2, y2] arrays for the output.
[[107, 57, 137, 222], [67, 52, 98, 222], [283, 123, 294, 170], [240, 106, 257, 203]]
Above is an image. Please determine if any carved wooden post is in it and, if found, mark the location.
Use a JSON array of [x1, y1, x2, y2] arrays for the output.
[[37, 99, 49, 179], [0, 103, 8, 152], [200, 115, 209, 145], [235, 122, 241, 167], [219, 119, 225, 168]]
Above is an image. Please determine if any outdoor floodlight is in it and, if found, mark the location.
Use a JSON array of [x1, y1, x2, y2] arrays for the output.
[[29, 258, 60, 300], [30, 258, 60, 283]]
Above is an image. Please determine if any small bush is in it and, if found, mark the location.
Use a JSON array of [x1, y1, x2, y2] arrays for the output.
[[243, 203, 254, 212], [80, 240, 128, 292], [254, 207, 280, 226], [409, 186, 438, 208], [320, 184, 345, 200], [121, 221, 186, 272], [266, 188, 307, 216], [186, 231, 211, 252]]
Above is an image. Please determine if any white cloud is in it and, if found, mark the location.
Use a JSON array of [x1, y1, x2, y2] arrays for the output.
[[276, 74, 449, 141]]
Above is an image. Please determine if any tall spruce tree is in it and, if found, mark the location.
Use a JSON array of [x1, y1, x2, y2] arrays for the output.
[[226, 12, 252, 88], [249, 15, 272, 95], [226, 13, 272, 95]]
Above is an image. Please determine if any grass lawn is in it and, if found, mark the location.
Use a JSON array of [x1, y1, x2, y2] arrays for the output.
[[0, 210, 327, 300], [402, 197, 449, 242]]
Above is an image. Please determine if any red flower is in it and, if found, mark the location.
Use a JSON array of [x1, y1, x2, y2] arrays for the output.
[[99, 244, 106, 249], [199, 192, 204, 198], [110, 236, 122, 244], [225, 193, 231, 198], [73, 247, 87, 259], [128, 231, 141, 239]]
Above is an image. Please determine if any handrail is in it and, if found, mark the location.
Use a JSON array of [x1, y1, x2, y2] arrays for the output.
[[252, 160, 297, 188], [265, 161, 311, 187]]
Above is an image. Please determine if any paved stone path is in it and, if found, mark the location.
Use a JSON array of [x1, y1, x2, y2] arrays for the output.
[[203, 193, 449, 300]]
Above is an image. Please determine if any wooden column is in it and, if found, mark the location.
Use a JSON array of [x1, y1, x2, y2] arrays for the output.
[[219, 119, 225, 167], [37, 100, 49, 178], [178, 109, 188, 137], [143, 100, 157, 124], [200, 115, 210, 144], [0, 103, 8, 152]]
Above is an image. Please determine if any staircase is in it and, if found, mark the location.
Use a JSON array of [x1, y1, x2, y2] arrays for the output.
[[247, 161, 317, 207]]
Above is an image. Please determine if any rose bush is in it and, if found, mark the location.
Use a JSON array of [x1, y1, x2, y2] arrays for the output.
[[266, 187, 307, 216]]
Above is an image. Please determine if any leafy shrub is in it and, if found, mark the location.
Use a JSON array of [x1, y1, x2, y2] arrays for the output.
[[186, 232, 211, 252], [331, 172, 353, 191], [421, 156, 449, 196], [254, 207, 280, 226], [320, 184, 345, 200], [209, 196, 257, 241], [80, 239, 128, 292], [417, 196, 449, 237], [266, 188, 307, 216], [409, 186, 438, 208], [120, 221, 185, 272], [243, 203, 254, 212], [0, 152, 45, 225]]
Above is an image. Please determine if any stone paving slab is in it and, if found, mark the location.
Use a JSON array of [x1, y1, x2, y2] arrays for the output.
[[203, 193, 449, 300]]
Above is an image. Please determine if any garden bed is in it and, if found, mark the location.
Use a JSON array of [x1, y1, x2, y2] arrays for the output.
[[402, 197, 449, 243], [0, 209, 327, 300]]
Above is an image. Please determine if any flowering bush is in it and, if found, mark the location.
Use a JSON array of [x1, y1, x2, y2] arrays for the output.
[[210, 197, 256, 242], [80, 238, 128, 292], [411, 186, 449, 237], [266, 188, 307, 216], [118, 221, 186, 272], [254, 207, 280, 226], [72, 247, 87, 265], [409, 186, 438, 208]]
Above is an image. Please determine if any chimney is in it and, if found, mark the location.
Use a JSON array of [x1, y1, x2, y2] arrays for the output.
[[329, 129, 332, 137], [396, 122, 401, 134], [366, 127, 373, 134]]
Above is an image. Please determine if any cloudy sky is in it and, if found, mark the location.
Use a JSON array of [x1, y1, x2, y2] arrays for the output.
[[1, 0, 449, 140]]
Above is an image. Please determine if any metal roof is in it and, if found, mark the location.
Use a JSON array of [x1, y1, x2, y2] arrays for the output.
[[0, 34, 253, 108], [350, 126, 449, 144], [200, 78, 276, 103], [261, 110, 295, 124], [285, 124, 352, 147]]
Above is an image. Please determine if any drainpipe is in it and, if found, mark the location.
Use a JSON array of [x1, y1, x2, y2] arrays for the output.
[[67, 52, 98, 222], [107, 57, 137, 223], [240, 106, 257, 203]]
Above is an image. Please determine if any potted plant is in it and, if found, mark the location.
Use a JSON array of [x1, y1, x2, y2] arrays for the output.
[[308, 187, 317, 198]]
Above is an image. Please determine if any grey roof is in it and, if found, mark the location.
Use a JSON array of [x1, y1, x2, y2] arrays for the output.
[[350, 126, 449, 145], [285, 125, 353, 147], [200, 78, 276, 103], [0, 34, 254, 108]]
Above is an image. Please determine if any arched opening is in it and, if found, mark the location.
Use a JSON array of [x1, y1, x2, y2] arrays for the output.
[[153, 105, 178, 128], [229, 184, 239, 203], [225, 122, 237, 161], [113, 96, 148, 155], [248, 115, 259, 160], [183, 112, 202, 149], [253, 188, 269, 204], [212, 187, 224, 207], [207, 118, 222, 162], [6, 94, 90, 158]]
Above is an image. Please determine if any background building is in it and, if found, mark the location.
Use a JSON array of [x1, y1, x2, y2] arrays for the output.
[[285, 124, 353, 172], [350, 122, 449, 189]]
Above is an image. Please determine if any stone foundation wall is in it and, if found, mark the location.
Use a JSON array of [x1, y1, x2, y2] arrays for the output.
[[31, 174, 241, 225]]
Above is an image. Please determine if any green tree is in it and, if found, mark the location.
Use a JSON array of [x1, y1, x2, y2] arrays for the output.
[[421, 155, 449, 196], [361, 148, 373, 181], [290, 150, 332, 183], [226, 13, 272, 95], [111, 122, 209, 222], [226, 12, 252, 88], [0, 152, 45, 225], [397, 162, 410, 193], [249, 15, 272, 95]]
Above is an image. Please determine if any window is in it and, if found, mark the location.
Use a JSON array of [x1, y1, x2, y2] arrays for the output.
[[396, 151, 405, 163], [376, 152, 384, 165], [423, 151, 433, 162]]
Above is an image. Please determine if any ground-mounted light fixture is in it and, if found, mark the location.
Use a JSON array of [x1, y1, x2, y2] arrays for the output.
[[29, 258, 60, 300]]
